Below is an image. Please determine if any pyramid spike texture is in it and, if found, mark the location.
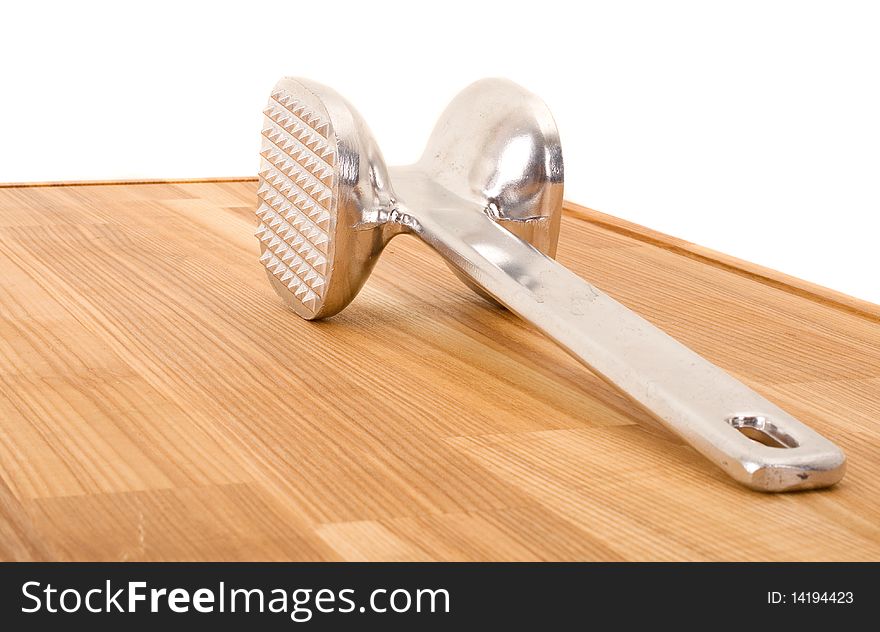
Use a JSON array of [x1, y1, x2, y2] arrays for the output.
[[257, 87, 336, 315]]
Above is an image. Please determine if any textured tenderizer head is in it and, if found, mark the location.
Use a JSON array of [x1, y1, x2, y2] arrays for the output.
[[256, 78, 395, 319]]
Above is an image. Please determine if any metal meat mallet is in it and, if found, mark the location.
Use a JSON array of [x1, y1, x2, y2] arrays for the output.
[[255, 77, 845, 491]]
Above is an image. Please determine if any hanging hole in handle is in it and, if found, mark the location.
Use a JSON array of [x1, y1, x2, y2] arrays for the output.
[[726, 415, 799, 449]]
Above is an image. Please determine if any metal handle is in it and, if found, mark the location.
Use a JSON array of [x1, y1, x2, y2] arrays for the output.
[[405, 199, 846, 491]]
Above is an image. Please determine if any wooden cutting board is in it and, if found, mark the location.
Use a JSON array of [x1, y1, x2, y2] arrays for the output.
[[1, 179, 878, 561]]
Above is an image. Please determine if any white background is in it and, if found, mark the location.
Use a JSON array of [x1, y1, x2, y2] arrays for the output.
[[2, 1, 878, 303]]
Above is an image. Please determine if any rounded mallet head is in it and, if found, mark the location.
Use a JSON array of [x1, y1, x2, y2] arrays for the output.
[[417, 78, 564, 258], [256, 78, 393, 319], [414, 78, 564, 301], [256, 77, 564, 319]]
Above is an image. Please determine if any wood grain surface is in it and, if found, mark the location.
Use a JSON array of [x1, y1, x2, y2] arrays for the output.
[[0, 180, 878, 561]]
